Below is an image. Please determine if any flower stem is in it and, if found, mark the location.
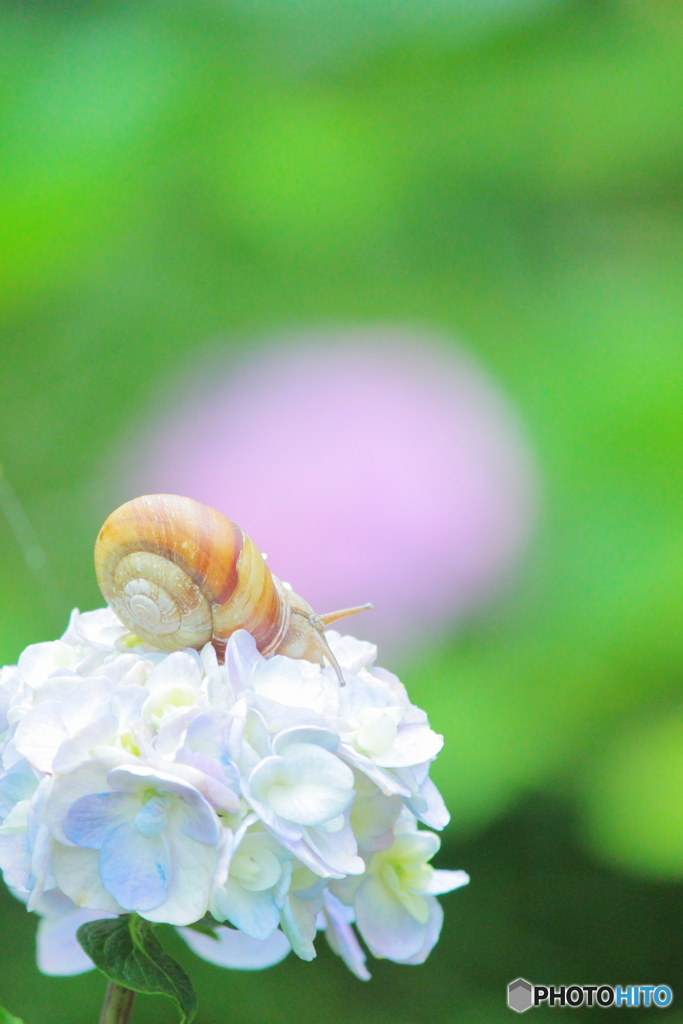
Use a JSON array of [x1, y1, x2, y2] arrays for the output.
[[98, 981, 136, 1024]]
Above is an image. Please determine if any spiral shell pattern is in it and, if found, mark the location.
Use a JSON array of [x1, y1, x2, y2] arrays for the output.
[[94, 494, 289, 656]]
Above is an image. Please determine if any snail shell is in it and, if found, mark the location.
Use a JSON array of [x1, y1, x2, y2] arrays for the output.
[[94, 494, 371, 681]]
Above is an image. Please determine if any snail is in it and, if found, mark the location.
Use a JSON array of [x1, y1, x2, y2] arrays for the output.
[[94, 494, 372, 684]]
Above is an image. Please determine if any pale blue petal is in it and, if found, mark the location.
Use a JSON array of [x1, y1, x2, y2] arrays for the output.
[[212, 878, 281, 941], [184, 710, 243, 771], [64, 792, 137, 850], [107, 766, 220, 846], [0, 762, 37, 814], [140, 824, 220, 926], [178, 924, 290, 970], [99, 822, 170, 911], [177, 790, 221, 846], [134, 795, 171, 839]]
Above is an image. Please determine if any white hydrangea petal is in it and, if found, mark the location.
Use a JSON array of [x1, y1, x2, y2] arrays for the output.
[[200, 643, 219, 676], [322, 891, 370, 982], [0, 670, 20, 736], [153, 704, 203, 757], [52, 714, 120, 776], [326, 633, 377, 673], [36, 894, 116, 976], [280, 892, 320, 961], [353, 708, 400, 757], [14, 703, 68, 774], [230, 834, 283, 892], [268, 779, 351, 828], [0, 833, 30, 892], [18, 642, 77, 688], [27, 820, 55, 911], [241, 779, 302, 845], [328, 871, 364, 906], [107, 763, 206, 802], [247, 694, 320, 735], [373, 724, 444, 768], [391, 830, 441, 865], [225, 630, 263, 695], [63, 608, 128, 652], [60, 680, 113, 733], [337, 677, 390, 724], [97, 654, 139, 686], [272, 727, 339, 754], [117, 661, 153, 687], [425, 869, 470, 895], [265, 830, 340, 879], [252, 658, 326, 712], [145, 651, 202, 694], [178, 924, 291, 970], [338, 746, 411, 797], [111, 681, 148, 719], [355, 875, 428, 961], [392, 896, 444, 965], [52, 842, 124, 913], [407, 776, 450, 830], [302, 818, 364, 878], [28, 671, 80, 704], [350, 784, 402, 851], [245, 755, 294, 800], [260, 744, 354, 828]]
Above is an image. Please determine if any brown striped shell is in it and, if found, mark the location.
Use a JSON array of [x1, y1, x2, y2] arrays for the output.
[[94, 494, 371, 681]]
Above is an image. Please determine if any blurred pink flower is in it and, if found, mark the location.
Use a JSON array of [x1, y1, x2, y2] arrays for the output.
[[127, 328, 537, 654]]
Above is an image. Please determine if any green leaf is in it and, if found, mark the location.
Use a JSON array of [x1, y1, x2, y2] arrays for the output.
[[77, 915, 197, 1024], [0, 1005, 23, 1024]]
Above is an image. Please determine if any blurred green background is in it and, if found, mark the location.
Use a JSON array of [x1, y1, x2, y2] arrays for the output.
[[2, 0, 683, 1019]]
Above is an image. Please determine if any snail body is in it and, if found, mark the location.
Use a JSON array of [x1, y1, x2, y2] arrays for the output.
[[94, 494, 371, 682]]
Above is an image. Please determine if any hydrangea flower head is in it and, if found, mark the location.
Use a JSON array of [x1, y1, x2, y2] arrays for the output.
[[0, 607, 468, 979]]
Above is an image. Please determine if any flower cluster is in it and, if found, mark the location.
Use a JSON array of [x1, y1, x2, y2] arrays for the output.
[[0, 608, 468, 979]]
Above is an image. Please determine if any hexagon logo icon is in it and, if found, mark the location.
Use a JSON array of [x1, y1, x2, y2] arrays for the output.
[[508, 979, 533, 1013]]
